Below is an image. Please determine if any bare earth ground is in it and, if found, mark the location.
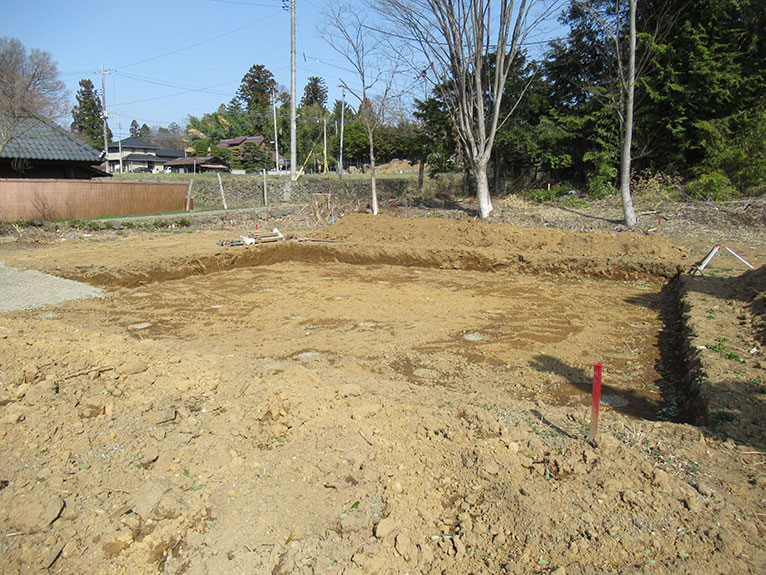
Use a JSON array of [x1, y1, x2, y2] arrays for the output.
[[0, 197, 764, 575]]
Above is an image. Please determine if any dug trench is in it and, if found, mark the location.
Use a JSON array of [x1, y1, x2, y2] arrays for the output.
[[0, 215, 763, 575]]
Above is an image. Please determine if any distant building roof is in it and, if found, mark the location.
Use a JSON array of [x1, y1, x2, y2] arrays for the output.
[[164, 155, 228, 168], [155, 148, 184, 160], [217, 135, 266, 149], [109, 137, 158, 151], [1, 116, 102, 163], [117, 153, 164, 162]]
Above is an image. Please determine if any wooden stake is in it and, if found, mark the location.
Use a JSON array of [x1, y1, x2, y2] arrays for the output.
[[218, 173, 227, 210], [588, 363, 603, 444], [262, 168, 268, 207], [185, 179, 193, 212]]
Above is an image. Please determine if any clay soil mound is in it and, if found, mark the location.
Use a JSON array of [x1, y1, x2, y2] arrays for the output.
[[0, 215, 763, 575]]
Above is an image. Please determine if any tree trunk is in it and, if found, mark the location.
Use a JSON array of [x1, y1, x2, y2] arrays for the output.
[[369, 135, 378, 215], [417, 158, 425, 190], [476, 159, 493, 219], [493, 149, 502, 197], [620, 0, 638, 227], [462, 165, 470, 197]]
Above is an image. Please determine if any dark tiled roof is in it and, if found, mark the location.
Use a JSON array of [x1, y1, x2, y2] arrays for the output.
[[155, 148, 184, 159], [118, 153, 164, 162], [218, 135, 266, 149], [1, 116, 102, 162], [109, 137, 158, 151], [164, 155, 227, 166]]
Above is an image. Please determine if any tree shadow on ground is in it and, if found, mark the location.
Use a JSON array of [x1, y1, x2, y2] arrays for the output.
[[529, 354, 664, 421], [547, 203, 624, 225]]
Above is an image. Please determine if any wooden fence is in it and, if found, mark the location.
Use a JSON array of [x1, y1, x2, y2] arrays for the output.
[[0, 179, 189, 222]]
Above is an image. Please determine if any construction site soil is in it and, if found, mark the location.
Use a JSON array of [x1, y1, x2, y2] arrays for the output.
[[0, 208, 764, 575]]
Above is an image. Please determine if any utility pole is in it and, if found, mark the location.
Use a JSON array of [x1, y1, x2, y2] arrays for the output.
[[339, 89, 345, 180], [117, 113, 123, 173], [323, 117, 329, 179], [101, 65, 109, 171], [272, 92, 280, 173], [289, 0, 297, 181]]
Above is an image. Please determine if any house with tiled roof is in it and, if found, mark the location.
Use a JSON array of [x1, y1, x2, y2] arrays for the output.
[[0, 116, 106, 179], [163, 155, 229, 173], [107, 137, 184, 173], [216, 135, 286, 171], [217, 135, 267, 150]]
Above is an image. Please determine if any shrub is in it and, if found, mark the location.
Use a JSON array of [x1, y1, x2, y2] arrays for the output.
[[685, 171, 737, 201], [631, 171, 682, 202], [526, 186, 560, 203]]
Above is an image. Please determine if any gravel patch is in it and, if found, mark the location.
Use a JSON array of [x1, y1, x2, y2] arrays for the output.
[[0, 263, 103, 312]]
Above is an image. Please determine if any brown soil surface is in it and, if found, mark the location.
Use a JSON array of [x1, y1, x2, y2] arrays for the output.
[[0, 213, 764, 575]]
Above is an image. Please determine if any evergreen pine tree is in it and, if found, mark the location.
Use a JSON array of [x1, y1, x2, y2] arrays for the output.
[[70, 78, 110, 149]]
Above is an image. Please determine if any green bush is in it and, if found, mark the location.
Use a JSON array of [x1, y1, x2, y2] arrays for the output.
[[695, 108, 766, 198], [685, 171, 737, 201], [526, 186, 560, 203]]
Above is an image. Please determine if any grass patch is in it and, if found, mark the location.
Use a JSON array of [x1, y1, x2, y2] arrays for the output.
[[708, 409, 738, 429], [708, 337, 742, 362]]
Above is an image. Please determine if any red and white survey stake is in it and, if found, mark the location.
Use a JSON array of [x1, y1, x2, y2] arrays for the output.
[[588, 363, 603, 444]]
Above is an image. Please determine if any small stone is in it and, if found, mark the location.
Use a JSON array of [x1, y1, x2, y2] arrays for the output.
[[453, 535, 466, 557], [375, 516, 397, 539], [102, 532, 132, 557], [141, 445, 160, 468], [78, 396, 106, 419], [121, 359, 148, 375], [482, 460, 500, 476], [40, 540, 66, 569], [683, 495, 699, 513], [419, 542, 434, 566], [339, 383, 362, 398], [8, 491, 64, 533], [24, 380, 57, 404], [395, 532, 416, 561], [551, 567, 567, 575], [695, 483, 714, 497], [2, 404, 26, 424]]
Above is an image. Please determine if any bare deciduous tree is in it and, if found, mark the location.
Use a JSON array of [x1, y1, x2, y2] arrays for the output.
[[574, 0, 675, 227], [375, 0, 558, 218], [321, 1, 401, 215], [620, 0, 638, 227], [0, 37, 66, 155]]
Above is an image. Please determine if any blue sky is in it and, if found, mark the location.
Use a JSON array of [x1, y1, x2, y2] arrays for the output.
[[1, 0, 356, 131], [2, 0, 567, 134]]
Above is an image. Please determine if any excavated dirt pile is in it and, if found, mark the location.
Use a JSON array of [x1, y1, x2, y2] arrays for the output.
[[0, 214, 763, 575]]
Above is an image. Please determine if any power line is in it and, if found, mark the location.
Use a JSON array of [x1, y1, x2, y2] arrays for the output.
[[117, 10, 282, 69]]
